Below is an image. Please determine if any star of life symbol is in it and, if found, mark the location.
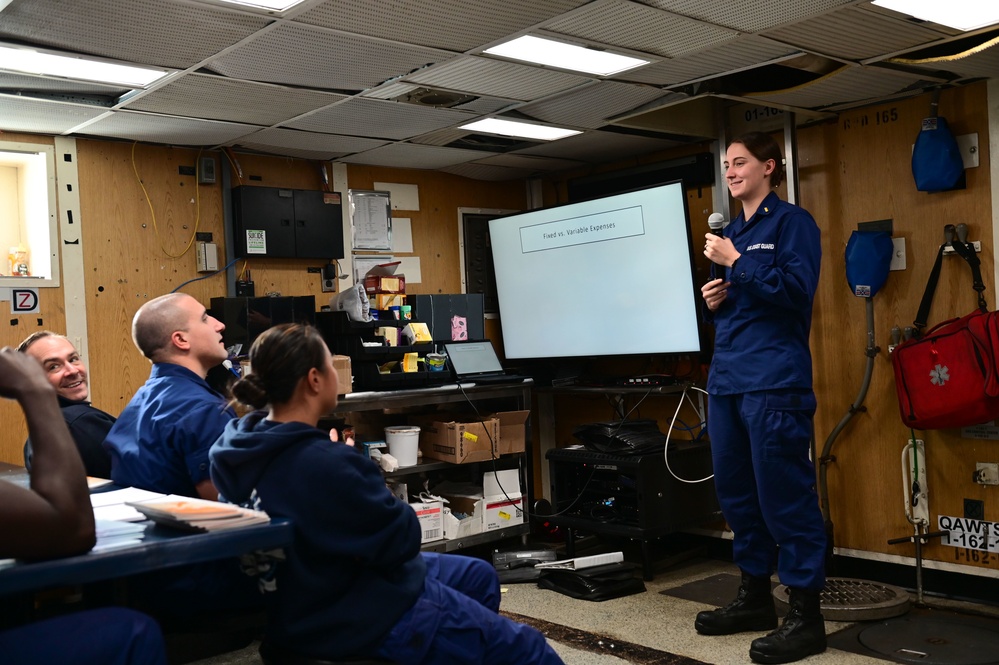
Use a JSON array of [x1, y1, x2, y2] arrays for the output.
[[930, 364, 950, 386]]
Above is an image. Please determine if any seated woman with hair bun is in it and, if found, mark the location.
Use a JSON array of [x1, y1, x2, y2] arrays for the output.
[[209, 323, 563, 665]]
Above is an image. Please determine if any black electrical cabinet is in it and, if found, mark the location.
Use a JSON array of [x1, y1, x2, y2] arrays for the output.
[[546, 442, 720, 578], [231, 186, 344, 259]]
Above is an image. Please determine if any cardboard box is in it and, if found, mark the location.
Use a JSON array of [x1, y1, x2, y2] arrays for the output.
[[374, 293, 405, 309], [413, 415, 499, 464], [402, 322, 432, 344], [491, 410, 529, 455], [483, 495, 525, 531], [364, 262, 406, 294], [409, 499, 443, 544], [332, 355, 352, 395], [484, 469, 521, 498], [375, 326, 400, 346], [443, 508, 481, 539], [441, 503, 482, 540]]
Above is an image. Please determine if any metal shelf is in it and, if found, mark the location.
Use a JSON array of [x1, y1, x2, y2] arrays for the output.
[[328, 382, 535, 551], [420, 523, 530, 553]]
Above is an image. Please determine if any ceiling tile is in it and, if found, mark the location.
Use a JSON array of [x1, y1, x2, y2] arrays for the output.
[[79, 110, 259, 146], [439, 162, 535, 181], [232, 127, 388, 159], [0, 0, 269, 69], [0, 94, 110, 134], [121, 74, 346, 126], [544, 0, 736, 59], [517, 81, 671, 129], [338, 142, 498, 169], [622, 35, 800, 86], [205, 23, 457, 91], [405, 56, 591, 102], [473, 153, 587, 171], [514, 129, 683, 163], [296, 0, 588, 52], [764, 5, 949, 61], [284, 98, 475, 140], [640, 0, 860, 33]]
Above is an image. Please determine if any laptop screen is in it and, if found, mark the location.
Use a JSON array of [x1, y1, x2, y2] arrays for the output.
[[445, 341, 504, 377]]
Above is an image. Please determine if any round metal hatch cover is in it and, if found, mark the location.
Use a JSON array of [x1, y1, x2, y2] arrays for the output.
[[774, 577, 911, 622], [857, 616, 999, 665]]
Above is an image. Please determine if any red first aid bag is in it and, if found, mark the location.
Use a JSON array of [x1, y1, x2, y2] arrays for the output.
[[891, 229, 999, 430], [892, 309, 999, 429]]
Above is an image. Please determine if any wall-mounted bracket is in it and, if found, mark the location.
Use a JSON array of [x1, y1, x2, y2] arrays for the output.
[[942, 241, 981, 255]]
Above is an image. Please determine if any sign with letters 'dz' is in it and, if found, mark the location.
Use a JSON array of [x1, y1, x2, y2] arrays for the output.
[[11, 288, 39, 314]]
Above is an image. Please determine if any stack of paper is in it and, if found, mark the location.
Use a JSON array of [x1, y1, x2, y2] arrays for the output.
[[92, 519, 147, 552], [126, 495, 270, 532], [91, 487, 166, 522]]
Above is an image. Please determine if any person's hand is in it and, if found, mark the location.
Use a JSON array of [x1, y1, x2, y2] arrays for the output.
[[329, 428, 355, 447], [704, 232, 741, 267], [702, 278, 731, 312], [0, 347, 55, 400]]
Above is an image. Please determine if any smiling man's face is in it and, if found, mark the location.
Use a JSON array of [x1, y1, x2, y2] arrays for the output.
[[24, 335, 90, 402]]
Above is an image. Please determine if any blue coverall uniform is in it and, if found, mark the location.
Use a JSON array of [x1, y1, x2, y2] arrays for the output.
[[103, 362, 235, 496], [211, 413, 563, 665], [706, 190, 826, 591]]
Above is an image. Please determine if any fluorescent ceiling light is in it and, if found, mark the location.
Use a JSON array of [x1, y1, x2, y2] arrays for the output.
[[484, 35, 649, 76], [459, 118, 581, 141], [214, 0, 307, 10], [872, 0, 999, 31], [0, 45, 169, 88]]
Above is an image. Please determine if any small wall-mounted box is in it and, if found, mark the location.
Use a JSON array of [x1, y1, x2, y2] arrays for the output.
[[196, 241, 218, 272]]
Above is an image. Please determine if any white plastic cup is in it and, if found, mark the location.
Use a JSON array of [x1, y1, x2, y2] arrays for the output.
[[385, 426, 420, 467]]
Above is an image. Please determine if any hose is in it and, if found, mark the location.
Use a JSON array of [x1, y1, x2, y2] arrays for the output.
[[818, 296, 877, 564]]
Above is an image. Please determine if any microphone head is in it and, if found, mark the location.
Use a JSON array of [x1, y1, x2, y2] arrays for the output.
[[707, 212, 726, 231]]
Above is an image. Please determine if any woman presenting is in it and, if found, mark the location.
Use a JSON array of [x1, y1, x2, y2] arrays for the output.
[[698, 132, 826, 665]]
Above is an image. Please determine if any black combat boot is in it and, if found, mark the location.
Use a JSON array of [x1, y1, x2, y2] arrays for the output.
[[695, 570, 778, 635], [749, 587, 826, 664]]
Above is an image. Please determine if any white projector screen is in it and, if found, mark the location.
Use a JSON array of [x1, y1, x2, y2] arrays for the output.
[[488, 181, 701, 360]]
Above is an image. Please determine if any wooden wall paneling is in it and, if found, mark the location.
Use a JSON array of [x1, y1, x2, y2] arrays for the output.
[[78, 140, 229, 415], [0, 133, 65, 464], [802, 82, 996, 569]]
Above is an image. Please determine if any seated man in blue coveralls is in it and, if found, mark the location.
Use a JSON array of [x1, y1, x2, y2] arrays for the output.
[[19, 331, 116, 478], [104, 292, 235, 499], [103, 293, 259, 619], [0, 347, 167, 665]]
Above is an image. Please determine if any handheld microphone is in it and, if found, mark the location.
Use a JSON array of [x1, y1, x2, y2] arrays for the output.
[[707, 212, 726, 236], [707, 213, 727, 277]]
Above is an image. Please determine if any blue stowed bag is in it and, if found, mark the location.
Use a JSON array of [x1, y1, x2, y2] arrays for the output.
[[845, 231, 893, 298], [911, 116, 963, 192]]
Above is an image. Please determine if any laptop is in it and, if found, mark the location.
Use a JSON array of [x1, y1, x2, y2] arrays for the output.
[[444, 340, 527, 385]]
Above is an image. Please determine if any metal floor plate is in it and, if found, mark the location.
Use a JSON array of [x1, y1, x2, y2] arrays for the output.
[[857, 616, 999, 665], [774, 577, 911, 621]]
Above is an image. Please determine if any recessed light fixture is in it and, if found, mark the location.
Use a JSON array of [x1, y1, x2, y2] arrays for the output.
[[214, 0, 307, 10], [459, 118, 581, 141], [0, 44, 170, 88], [484, 35, 650, 76], [872, 0, 999, 31]]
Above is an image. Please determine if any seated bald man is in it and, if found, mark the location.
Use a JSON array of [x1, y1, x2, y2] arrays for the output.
[[103, 293, 234, 499], [18, 331, 115, 478]]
